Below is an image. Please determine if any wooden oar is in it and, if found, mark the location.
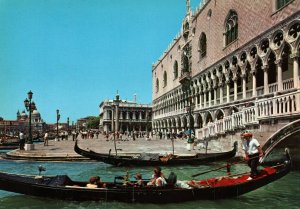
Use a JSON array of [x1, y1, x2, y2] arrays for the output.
[[191, 156, 260, 178]]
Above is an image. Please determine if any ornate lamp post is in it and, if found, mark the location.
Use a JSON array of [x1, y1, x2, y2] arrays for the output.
[[56, 109, 60, 141], [24, 90, 36, 150], [67, 117, 70, 133]]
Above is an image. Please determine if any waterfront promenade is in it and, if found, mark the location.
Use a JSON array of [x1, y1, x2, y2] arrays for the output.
[[2, 135, 212, 161]]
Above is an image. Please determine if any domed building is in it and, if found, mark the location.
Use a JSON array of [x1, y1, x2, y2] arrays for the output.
[[16, 106, 45, 133]]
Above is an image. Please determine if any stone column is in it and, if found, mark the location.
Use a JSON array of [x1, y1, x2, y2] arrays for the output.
[[219, 83, 224, 104], [208, 87, 212, 107], [203, 90, 207, 108], [115, 105, 119, 132], [262, 65, 269, 94], [111, 108, 114, 132], [251, 70, 257, 97], [214, 87, 217, 105], [133, 111, 136, 120], [275, 59, 283, 91], [242, 73, 247, 99], [233, 76, 238, 101], [126, 111, 129, 120], [199, 92, 202, 108], [226, 80, 230, 103], [119, 110, 123, 120], [291, 53, 299, 89], [104, 109, 108, 120]]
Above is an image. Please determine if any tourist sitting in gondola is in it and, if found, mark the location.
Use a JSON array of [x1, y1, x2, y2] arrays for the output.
[[134, 173, 144, 186], [86, 176, 106, 188], [147, 166, 167, 187]]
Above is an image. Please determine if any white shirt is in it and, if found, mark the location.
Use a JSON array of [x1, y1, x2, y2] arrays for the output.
[[242, 138, 260, 155], [19, 132, 24, 140]]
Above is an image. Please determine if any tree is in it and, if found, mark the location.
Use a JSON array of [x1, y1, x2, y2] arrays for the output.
[[86, 116, 99, 129]]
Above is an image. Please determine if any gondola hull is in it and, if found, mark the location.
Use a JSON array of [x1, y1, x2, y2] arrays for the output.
[[0, 158, 291, 203], [74, 140, 238, 166]]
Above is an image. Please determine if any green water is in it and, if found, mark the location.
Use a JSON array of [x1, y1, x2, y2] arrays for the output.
[[0, 159, 299, 209]]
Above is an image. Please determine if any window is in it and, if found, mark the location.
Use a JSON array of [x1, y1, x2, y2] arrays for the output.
[[199, 33, 207, 58], [224, 10, 238, 46], [156, 78, 159, 93], [163, 71, 167, 87], [173, 61, 178, 79], [276, 0, 292, 10]]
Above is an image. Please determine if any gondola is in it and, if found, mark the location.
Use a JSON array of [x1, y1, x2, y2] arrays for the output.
[[0, 149, 291, 203], [74, 140, 238, 166]]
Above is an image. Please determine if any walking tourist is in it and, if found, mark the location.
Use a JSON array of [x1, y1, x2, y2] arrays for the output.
[[19, 131, 25, 150], [44, 132, 49, 146]]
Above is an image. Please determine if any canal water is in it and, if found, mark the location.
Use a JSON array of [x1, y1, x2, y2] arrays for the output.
[[0, 158, 299, 209]]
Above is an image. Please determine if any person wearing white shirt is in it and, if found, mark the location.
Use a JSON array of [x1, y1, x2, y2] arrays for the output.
[[242, 132, 264, 179]]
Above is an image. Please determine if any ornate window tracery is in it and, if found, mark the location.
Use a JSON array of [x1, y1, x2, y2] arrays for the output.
[[224, 10, 238, 46]]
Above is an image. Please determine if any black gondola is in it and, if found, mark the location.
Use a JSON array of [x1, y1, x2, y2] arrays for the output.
[[74, 140, 237, 166], [0, 149, 291, 203]]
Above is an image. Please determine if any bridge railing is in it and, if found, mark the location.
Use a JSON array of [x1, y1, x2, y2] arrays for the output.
[[260, 119, 300, 162]]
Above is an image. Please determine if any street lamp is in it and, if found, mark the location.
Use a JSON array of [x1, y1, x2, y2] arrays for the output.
[[67, 117, 69, 133], [56, 109, 60, 140], [24, 90, 36, 150]]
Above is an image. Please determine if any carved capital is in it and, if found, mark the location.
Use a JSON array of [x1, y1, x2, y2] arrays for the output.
[[241, 73, 247, 79], [290, 52, 300, 60], [262, 65, 268, 72], [275, 58, 282, 66], [232, 76, 238, 82]]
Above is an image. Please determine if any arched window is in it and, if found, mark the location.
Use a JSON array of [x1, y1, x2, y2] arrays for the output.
[[199, 32, 207, 58], [156, 78, 159, 93], [224, 10, 238, 46], [173, 61, 178, 79], [163, 71, 167, 87], [182, 54, 189, 73]]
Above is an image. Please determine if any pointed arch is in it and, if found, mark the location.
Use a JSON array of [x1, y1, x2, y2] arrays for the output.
[[224, 10, 238, 46]]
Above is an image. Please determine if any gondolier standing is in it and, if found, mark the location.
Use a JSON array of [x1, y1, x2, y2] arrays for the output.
[[242, 131, 264, 179]]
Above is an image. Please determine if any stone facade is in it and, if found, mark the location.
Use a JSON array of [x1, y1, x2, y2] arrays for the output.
[[152, 0, 300, 146]]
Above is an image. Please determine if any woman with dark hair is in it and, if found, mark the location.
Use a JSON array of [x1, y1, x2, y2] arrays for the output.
[[147, 166, 167, 187]]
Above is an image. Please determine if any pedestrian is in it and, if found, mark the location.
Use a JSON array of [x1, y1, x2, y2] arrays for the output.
[[242, 131, 264, 180], [19, 131, 25, 150], [72, 130, 76, 141], [44, 132, 49, 146]]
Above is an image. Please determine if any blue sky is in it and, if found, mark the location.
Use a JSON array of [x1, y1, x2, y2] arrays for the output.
[[0, 0, 201, 123]]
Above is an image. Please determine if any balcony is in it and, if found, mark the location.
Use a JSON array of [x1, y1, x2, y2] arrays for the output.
[[179, 71, 191, 85]]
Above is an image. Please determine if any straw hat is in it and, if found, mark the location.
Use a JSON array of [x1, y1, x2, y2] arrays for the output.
[[243, 132, 253, 138]]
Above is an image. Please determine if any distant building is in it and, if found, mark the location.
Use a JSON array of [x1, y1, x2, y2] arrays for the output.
[[0, 108, 45, 136], [99, 94, 152, 133], [77, 118, 88, 130]]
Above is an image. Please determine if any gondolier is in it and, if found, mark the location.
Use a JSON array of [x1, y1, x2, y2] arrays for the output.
[[242, 131, 264, 179]]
